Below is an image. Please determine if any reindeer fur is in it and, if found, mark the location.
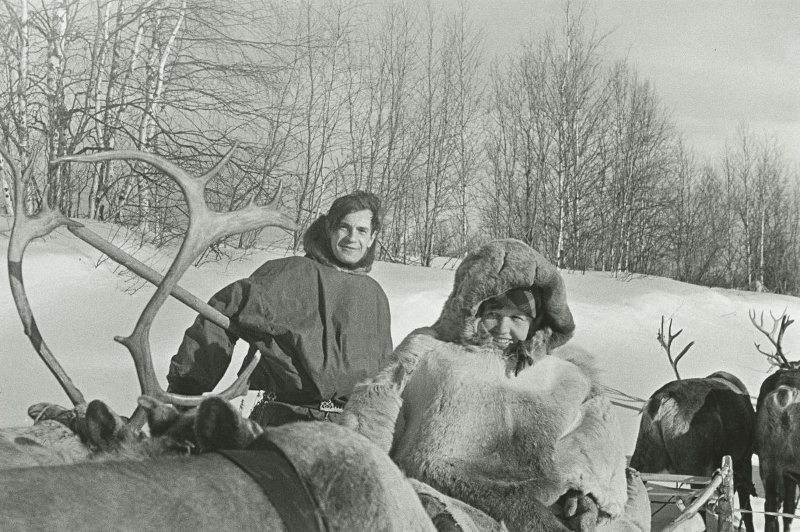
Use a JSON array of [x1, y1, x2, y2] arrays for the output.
[[0, 420, 90, 468], [756, 368, 800, 532], [0, 396, 252, 469], [630, 371, 756, 532], [0, 397, 440, 531], [0, 395, 522, 531]]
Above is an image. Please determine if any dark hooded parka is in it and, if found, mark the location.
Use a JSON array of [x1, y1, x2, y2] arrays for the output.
[[166, 215, 393, 420], [340, 239, 651, 532]]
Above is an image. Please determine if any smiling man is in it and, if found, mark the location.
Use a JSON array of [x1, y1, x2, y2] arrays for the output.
[[166, 191, 393, 427], [328, 207, 376, 267]]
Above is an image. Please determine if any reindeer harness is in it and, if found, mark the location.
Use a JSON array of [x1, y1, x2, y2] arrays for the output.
[[217, 436, 327, 532]]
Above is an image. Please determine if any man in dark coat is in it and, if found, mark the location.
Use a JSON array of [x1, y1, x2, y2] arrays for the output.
[[166, 191, 393, 426]]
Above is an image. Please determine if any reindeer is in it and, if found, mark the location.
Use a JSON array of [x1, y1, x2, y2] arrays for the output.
[[629, 316, 756, 532], [0, 394, 456, 531], [0, 146, 521, 531], [752, 309, 800, 532]]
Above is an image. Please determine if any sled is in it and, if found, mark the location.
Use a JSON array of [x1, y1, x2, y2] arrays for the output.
[[640, 456, 736, 532], [642, 472, 712, 499]]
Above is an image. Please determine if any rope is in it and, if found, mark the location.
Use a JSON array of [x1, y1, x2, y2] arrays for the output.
[[598, 384, 647, 412], [737, 508, 800, 519], [611, 399, 644, 412]]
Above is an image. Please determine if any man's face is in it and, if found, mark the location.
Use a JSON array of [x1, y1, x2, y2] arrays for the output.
[[329, 209, 376, 266], [480, 307, 534, 348]]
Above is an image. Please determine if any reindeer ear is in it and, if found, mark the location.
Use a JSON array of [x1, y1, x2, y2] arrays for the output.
[[83, 400, 127, 451], [137, 395, 180, 437], [194, 396, 242, 451]]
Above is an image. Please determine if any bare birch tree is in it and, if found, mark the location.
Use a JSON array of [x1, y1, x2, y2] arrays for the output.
[[445, 1, 483, 255], [0, 0, 34, 213]]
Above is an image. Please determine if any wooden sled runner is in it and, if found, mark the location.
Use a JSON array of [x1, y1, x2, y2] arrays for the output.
[[643, 455, 735, 532]]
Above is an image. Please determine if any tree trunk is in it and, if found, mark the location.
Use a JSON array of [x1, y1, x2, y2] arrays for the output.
[[1, 157, 12, 215], [757, 206, 765, 292]]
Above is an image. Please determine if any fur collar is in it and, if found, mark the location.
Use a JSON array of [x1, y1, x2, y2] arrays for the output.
[[302, 216, 377, 274], [432, 239, 575, 348], [470, 327, 604, 394]]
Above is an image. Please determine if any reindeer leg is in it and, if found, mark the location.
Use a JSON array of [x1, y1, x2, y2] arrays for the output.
[[732, 458, 755, 532], [783, 476, 797, 532], [734, 483, 755, 532], [762, 469, 782, 532]]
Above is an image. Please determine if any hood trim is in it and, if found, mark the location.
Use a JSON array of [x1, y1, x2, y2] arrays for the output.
[[432, 239, 575, 348]]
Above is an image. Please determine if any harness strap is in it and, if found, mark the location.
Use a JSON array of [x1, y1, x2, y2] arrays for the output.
[[708, 375, 747, 395], [217, 440, 327, 532]]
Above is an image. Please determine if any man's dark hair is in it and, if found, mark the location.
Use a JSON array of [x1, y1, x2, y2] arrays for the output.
[[326, 190, 383, 234]]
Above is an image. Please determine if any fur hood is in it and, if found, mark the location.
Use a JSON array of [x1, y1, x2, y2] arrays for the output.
[[302, 215, 377, 274], [432, 239, 575, 348]]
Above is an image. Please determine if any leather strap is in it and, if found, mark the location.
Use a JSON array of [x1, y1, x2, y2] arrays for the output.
[[217, 439, 326, 532]]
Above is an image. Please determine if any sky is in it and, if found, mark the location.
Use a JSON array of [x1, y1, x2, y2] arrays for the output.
[[4, 220, 800, 528], [470, 0, 800, 165]]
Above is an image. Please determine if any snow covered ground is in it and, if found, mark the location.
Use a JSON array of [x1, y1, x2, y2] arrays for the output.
[[3, 218, 799, 530]]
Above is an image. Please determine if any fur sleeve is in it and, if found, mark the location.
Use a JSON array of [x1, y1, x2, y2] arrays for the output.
[[554, 394, 629, 519], [338, 328, 438, 452], [551, 344, 605, 396]]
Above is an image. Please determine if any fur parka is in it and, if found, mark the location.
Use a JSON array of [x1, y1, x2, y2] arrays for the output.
[[340, 239, 650, 531]]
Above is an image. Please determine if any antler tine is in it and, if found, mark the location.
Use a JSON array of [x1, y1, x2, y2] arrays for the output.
[[749, 308, 792, 368], [752, 341, 782, 367], [750, 309, 774, 337], [772, 309, 794, 348], [673, 339, 695, 368], [656, 315, 668, 348], [657, 315, 692, 380], [198, 144, 237, 186], [266, 181, 283, 208], [56, 150, 195, 201], [1, 144, 87, 407], [55, 150, 296, 427]]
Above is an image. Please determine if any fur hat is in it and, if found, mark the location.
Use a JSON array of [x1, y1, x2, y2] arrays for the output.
[[432, 239, 575, 348]]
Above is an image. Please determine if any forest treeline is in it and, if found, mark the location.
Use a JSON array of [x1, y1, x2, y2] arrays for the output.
[[1, 0, 798, 294]]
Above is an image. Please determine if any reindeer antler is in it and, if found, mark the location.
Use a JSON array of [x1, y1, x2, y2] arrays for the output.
[[657, 316, 694, 380], [4, 141, 295, 429], [749, 308, 794, 369], [2, 143, 87, 407], [54, 149, 295, 426]]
